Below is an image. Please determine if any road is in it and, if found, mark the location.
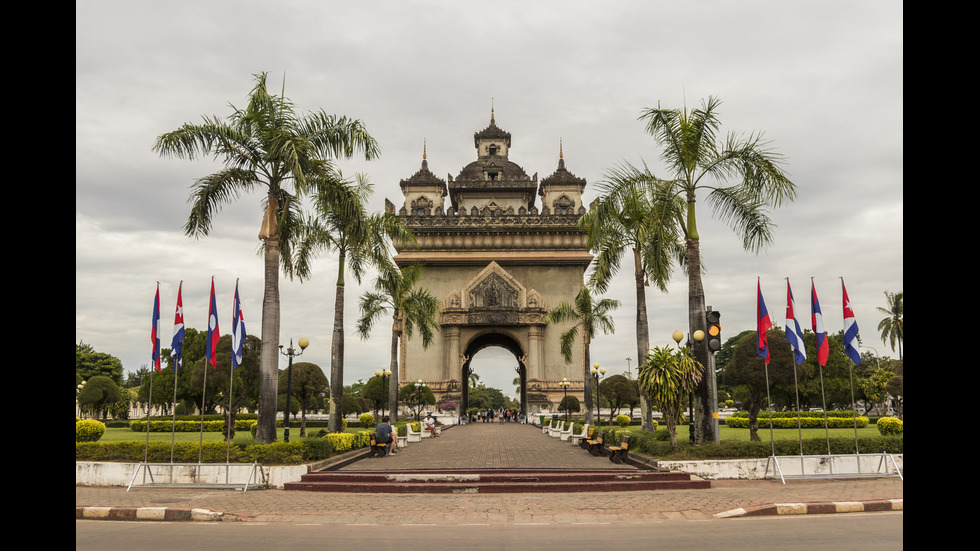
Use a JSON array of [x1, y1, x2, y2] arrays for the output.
[[77, 512, 902, 550]]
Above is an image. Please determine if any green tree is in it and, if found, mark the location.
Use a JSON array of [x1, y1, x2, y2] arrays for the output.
[[398, 382, 436, 420], [76, 341, 124, 387], [277, 362, 328, 438], [723, 329, 796, 441], [639, 346, 703, 449], [543, 286, 620, 424], [294, 176, 413, 432], [357, 263, 441, 423], [626, 96, 796, 442], [599, 374, 638, 422], [77, 375, 123, 420], [557, 394, 581, 415], [579, 169, 684, 431], [876, 290, 903, 360], [153, 72, 379, 443]]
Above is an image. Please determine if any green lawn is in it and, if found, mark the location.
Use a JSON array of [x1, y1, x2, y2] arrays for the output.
[[584, 423, 880, 442], [99, 427, 339, 445]]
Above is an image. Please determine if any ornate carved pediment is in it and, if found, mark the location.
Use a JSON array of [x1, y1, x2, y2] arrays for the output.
[[463, 262, 525, 309]]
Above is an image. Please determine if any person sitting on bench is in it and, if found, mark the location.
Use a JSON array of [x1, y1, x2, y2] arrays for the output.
[[423, 412, 440, 437], [377, 415, 397, 455]]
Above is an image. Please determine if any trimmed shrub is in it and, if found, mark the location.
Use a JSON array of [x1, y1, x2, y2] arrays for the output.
[[76, 420, 106, 442], [359, 413, 376, 428], [876, 416, 903, 436], [615, 414, 631, 428]]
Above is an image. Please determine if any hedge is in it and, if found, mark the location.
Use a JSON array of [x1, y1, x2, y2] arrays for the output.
[[725, 411, 870, 429], [129, 419, 258, 432]]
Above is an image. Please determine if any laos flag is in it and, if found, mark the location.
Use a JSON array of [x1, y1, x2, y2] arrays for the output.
[[206, 278, 220, 369]]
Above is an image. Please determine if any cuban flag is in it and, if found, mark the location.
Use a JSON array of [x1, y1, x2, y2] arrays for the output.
[[757, 279, 773, 365], [151, 283, 161, 371], [206, 278, 220, 369], [785, 281, 807, 365], [810, 280, 829, 367], [231, 280, 247, 370], [842, 279, 861, 364], [171, 282, 185, 373]]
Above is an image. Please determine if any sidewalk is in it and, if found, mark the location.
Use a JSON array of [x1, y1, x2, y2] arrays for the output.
[[76, 422, 903, 523]]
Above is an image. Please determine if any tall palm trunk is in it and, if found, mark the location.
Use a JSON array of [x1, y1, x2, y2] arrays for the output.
[[388, 316, 401, 423], [256, 235, 282, 443], [633, 248, 655, 432], [582, 333, 594, 424], [328, 255, 346, 432], [685, 233, 713, 443]]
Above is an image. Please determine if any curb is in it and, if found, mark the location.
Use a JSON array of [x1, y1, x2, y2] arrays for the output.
[[713, 499, 903, 518], [76, 506, 228, 522]]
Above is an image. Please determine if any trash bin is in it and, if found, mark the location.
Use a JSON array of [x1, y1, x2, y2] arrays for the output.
[[539, 415, 545, 425]]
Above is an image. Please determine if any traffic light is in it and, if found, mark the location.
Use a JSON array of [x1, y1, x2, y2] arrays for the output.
[[706, 310, 722, 352]]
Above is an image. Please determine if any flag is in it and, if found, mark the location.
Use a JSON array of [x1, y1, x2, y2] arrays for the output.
[[810, 280, 829, 367], [231, 280, 247, 370], [785, 281, 807, 365], [757, 279, 773, 365], [151, 283, 161, 371], [842, 279, 861, 364], [206, 278, 220, 369], [171, 282, 185, 373]]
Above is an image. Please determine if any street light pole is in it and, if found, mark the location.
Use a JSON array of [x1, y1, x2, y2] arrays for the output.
[[590, 363, 605, 425], [673, 330, 702, 445], [375, 368, 391, 419], [279, 337, 309, 442], [415, 379, 425, 421], [559, 378, 571, 422]]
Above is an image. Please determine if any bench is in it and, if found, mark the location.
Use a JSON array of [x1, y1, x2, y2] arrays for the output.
[[607, 435, 631, 464], [578, 427, 595, 450], [568, 424, 589, 446], [542, 419, 555, 434], [368, 433, 391, 458], [406, 424, 422, 443], [585, 430, 606, 456], [559, 422, 573, 441], [548, 420, 564, 438]]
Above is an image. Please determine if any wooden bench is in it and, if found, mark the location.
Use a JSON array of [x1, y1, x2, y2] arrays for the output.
[[568, 424, 589, 446], [578, 427, 595, 449], [585, 430, 606, 456], [368, 433, 391, 458], [607, 435, 631, 464]]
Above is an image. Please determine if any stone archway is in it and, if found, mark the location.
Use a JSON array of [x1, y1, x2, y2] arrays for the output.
[[387, 111, 594, 417], [460, 332, 527, 416]]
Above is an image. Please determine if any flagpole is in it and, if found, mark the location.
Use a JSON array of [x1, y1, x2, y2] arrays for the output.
[[146, 282, 160, 467], [144, 369, 153, 465], [758, 278, 776, 457], [787, 279, 804, 466], [841, 277, 861, 457]]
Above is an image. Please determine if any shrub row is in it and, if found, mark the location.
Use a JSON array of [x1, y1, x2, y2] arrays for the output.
[[725, 415, 869, 429], [129, 420, 259, 432]]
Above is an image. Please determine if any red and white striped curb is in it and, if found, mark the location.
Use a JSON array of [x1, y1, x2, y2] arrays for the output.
[[76, 506, 226, 521], [714, 499, 903, 518]]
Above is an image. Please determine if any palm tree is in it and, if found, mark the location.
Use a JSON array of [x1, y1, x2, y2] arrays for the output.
[[579, 170, 685, 431], [638, 346, 703, 449], [622, 96, 796, 442], [876, 290, 903, 360], [356, 263, 441, 423], [153, 72, 380, 443], [294, 175, 415, 432], [543, 286, 620, 424]]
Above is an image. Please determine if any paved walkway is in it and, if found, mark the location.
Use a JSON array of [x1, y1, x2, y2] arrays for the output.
[[76, 422, 904, 523], [341, 421, 634, 471]]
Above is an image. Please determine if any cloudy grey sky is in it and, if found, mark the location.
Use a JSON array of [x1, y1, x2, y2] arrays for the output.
[[76, 1, 903, 396]]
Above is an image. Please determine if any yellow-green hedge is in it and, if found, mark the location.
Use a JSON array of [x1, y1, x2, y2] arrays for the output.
[[76, 420, 106, 442], [129, 420, 258, 432]]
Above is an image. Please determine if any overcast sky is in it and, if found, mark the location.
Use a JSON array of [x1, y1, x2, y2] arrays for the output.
[[76, 1, 903, 397]]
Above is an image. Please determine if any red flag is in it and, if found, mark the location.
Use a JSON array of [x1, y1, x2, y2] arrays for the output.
[[206, 278, 220, 368], [810, 279, 829, 367], [151, 283, 161, 371], [757, 279, 773, 365]]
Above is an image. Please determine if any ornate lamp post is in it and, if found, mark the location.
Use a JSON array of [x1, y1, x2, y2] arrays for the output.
[[280, 337, 309, 442], [375, 368, 391, 419], [415, 379, 426, 421], [559, 377, 571, 422], [590, 363, 606, 425], [673, 330, 702, 444]]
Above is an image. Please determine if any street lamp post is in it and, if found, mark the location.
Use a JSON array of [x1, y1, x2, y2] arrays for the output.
[[415, 379, 426, 421], [375, 368, 391, 419], [590, 363, 605, 425], [280, 337, 309, 442], [673, 330, 702, 444], [559, 378, 571, 422]]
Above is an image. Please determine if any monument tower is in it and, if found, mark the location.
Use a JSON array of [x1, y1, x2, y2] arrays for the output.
[[386, 110, 592, 414]]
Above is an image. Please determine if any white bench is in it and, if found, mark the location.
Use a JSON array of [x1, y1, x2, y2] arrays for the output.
[[568, 424, 590, 447], [542, 420, 555, 434], [406, 424, 422, 443], [548, 420, 564, 438], [559, 422, 574, 441]]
